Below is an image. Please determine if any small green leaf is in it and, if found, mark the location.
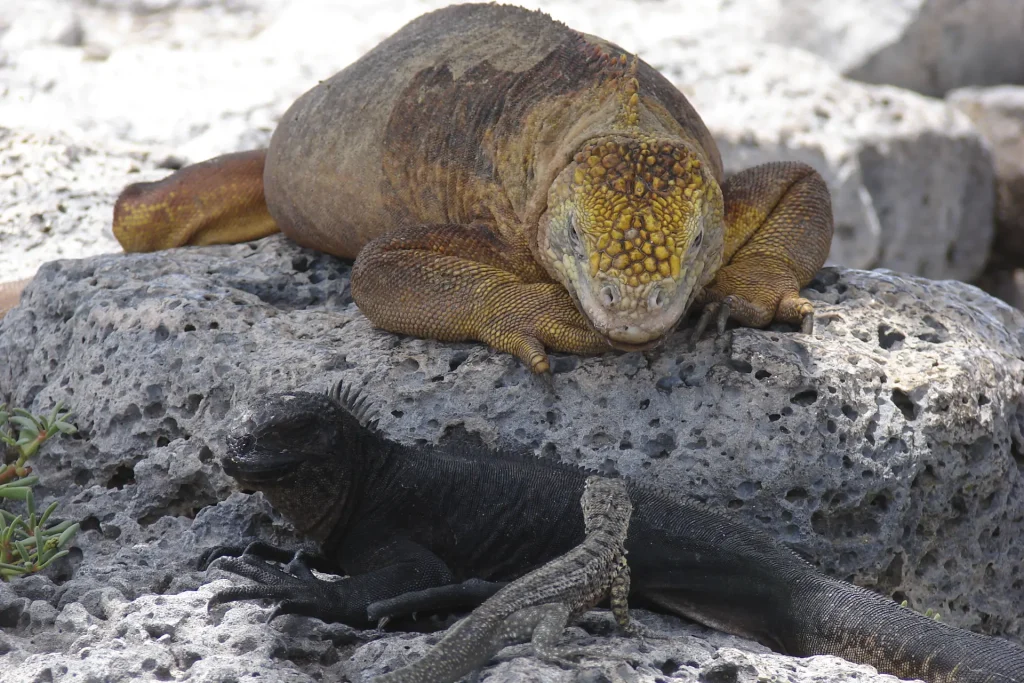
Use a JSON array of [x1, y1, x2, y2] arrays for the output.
[[9, 415, 40, 433], [14, 540, 31, 563], [35, 549, 69, 570], [0, 487, 33, 501], [54, 421, 77, 435], [0, 475, 40, 489], [38, 501, 59, 528], [34, 522, 44, 564], [57, 523, 80, 548]]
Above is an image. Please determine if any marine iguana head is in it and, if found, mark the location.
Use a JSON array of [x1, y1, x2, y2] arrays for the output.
[[538, 135, 724, 349], [222, 383, 377, 540]]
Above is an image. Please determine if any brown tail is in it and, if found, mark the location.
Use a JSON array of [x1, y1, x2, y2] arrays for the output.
[[0, 277, 30, 320], [113, 149, 279, 253]]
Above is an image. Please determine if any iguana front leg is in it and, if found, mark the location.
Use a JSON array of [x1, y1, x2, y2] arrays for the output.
[[351, 224, 611, 373], [693, 162, 833, 339], [202, 538, 458, 626], [367, 578, 509, 623]]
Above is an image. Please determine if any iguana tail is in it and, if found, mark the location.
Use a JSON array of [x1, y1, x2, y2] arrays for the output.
[[642, 568, 1024, 683], [789, 575, 1024, 683], [112, 149, 278, 253], [0, 277, 29, 320], [630, 485, 1024, 683]]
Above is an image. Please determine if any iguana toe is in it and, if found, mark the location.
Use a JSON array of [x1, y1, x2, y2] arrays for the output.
[[688, 299, 732, 347], [776, 295, 815, 334]]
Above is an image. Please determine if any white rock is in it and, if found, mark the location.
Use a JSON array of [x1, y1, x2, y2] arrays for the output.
[[652, 37, 995, 280], [767, 0, 1024, 96]]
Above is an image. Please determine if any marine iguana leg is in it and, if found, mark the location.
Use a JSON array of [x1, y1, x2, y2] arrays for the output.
[[351, 223, 611, 373], [367, 578, 509, 623], [204, 538, 458, 626], [691, 162, 833, 341], [111, 150, 278, 252], [198, 541, 334, 572]]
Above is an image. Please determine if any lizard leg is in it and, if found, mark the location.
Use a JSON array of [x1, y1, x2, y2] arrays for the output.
[[367, 578, 508, 623], [609, 555, 639, 635], [112, 150, 278, 253], [487, 604, 578, 668], [352, 224, 610, 373], [693, 162, 833, 340]]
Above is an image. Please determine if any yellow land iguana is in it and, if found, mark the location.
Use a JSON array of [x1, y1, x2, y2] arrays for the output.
[[3, 4, 834, 373]]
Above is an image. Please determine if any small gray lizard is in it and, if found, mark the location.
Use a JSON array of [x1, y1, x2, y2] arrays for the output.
[[374, 476, 635, 683]]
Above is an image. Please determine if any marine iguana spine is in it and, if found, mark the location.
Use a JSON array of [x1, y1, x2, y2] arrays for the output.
[[205, 383, 1024, 683]]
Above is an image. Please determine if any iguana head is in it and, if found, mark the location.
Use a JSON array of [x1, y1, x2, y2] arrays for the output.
[[538, 136, 724, 349], [222, 384, 376, 539]]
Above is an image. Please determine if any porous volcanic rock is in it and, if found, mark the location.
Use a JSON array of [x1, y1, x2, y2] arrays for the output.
[[0, 233, 1022, 680]]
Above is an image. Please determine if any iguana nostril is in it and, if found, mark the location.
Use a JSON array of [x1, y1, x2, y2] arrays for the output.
[[649, 287, 665, 310], [599, 284, 620, 308], [231, 434, 256, 453]]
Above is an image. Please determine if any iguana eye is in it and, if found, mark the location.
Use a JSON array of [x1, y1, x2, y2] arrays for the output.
[[693, 230, 703, 248], [568, 217, 583, 255]]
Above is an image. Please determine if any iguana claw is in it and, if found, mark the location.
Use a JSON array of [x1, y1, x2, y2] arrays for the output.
[[203, 542, 350, 623], [689, 299, 732, 347]]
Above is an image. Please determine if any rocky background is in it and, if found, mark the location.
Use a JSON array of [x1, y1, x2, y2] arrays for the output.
[[1, 1, 1024, 682]]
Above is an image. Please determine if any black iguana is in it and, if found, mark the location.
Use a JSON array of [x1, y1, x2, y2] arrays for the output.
[[203, 383, 1024, 683], [374, 475, 634, 682]]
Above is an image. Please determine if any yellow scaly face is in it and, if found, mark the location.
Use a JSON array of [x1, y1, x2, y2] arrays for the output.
[[538, 137, 725, 348]]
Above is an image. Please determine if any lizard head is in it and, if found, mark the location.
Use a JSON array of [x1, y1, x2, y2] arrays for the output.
[[222, 384, 376, 539], [538, 136, 724, 349], [581, 476, 633, 534]]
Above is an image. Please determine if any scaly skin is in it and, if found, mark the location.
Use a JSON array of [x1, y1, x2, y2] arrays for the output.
[[205, 385, 1024, 683], [97, 4, 833, 371], [377, 477, 634, 683]]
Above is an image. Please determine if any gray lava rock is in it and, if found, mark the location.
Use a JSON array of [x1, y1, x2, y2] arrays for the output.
[[0, 232, 1022, 680], [654, 37, 995, 281], [755, 0, 1024, 97], [949, 86, 1024, 280]]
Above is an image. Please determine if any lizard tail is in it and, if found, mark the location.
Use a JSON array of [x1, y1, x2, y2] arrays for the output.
[[112, 149, 279, 253]]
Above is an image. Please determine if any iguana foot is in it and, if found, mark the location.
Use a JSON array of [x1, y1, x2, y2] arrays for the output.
[[198, 541, 317, 569], [352, 224, 611, 374], [701, 161, 831, 340], [367, 578, 508, 625], [204, 543, 350, 623]]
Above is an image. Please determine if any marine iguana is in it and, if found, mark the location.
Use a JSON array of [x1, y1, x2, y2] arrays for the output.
[[204, 383, 1024, 683], [0, 4, 836, 369], [375, 476, 635, 683]]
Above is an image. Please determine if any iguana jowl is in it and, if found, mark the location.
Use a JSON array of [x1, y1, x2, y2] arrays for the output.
[[376, 476, 635, 683], [206, 384, 1024, 683], [0, 3, 834, 371]]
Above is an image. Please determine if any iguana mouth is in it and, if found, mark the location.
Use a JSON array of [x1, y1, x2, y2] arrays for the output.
[[605, 337, 664, 352], [222, 434, 306, 483]]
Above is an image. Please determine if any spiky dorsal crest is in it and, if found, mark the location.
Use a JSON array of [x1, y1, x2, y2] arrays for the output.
[[618, 54, 641, 128], [326, 380, 380, 430]]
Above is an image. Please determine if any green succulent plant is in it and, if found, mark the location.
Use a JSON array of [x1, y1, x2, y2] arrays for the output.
[[0, 401, 80, 580]]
